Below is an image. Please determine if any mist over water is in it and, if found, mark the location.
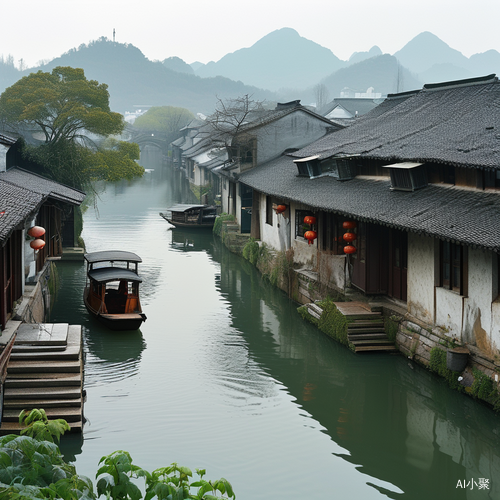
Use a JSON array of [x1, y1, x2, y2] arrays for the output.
[[51, 150, 500, 499]]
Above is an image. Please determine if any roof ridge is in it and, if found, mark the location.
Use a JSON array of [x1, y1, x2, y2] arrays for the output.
[[423, 74, 498, 91]]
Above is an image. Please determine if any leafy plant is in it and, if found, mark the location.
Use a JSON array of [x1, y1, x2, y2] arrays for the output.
[[213, 213, 235, 237], [19, 409, 71, 443]]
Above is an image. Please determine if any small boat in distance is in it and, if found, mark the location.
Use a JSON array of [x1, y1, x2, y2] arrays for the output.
[[160, 204, 218, 228], [83, 251, 147, 331]]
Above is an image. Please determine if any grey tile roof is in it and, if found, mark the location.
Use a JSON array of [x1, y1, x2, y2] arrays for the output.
[[0, 180, 43, 243], [0, 168, 86, 205], [290, 77, 500, 169], [239, 154, 500, 252]]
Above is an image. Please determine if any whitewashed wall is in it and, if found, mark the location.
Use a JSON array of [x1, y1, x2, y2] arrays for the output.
[[0, 144, 8, 173], [407, 233, 435, 324]]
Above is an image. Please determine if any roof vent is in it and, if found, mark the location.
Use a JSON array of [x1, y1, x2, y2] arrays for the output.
[[275, 100, 301, 110], [383, 162, 427, 191]]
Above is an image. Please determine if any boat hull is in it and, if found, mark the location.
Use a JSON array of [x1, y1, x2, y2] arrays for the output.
[[160, 213, 214, 228]]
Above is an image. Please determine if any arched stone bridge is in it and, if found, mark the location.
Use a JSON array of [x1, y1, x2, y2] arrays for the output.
[[129, 132, 169, 155]]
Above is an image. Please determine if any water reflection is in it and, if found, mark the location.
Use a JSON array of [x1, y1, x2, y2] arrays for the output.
[[213, 233, 500, 499], [49, 160, 500, 500]]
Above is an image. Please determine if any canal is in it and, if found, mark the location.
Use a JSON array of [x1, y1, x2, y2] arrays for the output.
[[50, 151, 500, 499]]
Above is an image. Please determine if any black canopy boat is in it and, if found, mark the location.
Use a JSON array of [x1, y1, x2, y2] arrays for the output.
[[159, 204, 217, 228], [83, 251, 147, 331]]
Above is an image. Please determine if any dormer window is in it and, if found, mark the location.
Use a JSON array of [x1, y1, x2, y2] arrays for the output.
[[294, 155, 321, 177], [383, 162, 427, 191], [294, 155, 356, 180]]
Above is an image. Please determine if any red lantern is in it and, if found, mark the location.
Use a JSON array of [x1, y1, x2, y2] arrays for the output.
[[344, 245, 356, 254], [304, 230, 317, 245], [30, 238, 46, 251], [304, 215, 316, 226], [27, 226, 46, 238], [276, 204, 287, 214], [343, 232, 357, 243], [342, 221, 357, 230]]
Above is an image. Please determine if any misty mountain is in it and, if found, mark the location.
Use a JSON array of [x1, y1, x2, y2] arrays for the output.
[[393, 31, 500, 84], [162, 56, 194, 75], [348, 46, 383, 65], [194, 27, 345, 91], [321, 54, 422, 96], [22, 39, 275, 114]]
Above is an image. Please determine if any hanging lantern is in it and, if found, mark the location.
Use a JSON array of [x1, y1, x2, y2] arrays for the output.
[[275, 204, 287, 214], [343, 232, 357, 243], [27, 226, 46, 238], [344, 245, 356, 254], [304, 215, 316, 226], [30, 238, 46, 251], [343, 221, 357, 230], [304, 230, 317, 245]]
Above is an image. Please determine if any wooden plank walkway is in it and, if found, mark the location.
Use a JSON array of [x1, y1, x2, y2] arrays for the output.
[[0, 323, 84, 435], [305, 301, 397, 353]]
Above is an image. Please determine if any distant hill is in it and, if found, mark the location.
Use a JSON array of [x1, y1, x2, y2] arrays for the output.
[[20, 39, 275, 114], [195, 28, 345, 91], [348, 46, 383, 65], [321, 54, 422, 97], [162, 56, 194, 75], [393, 31, 500, 84]]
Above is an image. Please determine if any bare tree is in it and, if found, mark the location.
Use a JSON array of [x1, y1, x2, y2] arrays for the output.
[[206, 94, 267, 148], [313, 83, 330, 110]]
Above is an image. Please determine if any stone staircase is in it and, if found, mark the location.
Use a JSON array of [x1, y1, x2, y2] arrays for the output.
[[0, 323, 84, 435], [305, 301, 397, 353]]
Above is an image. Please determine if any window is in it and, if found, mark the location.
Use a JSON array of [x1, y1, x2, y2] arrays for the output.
[[440, 241, 468, 295], [384, 162, 427, 191], [295, 209, 316, 239], [266, 196, 273, 226], [321, 213, 347, 254]]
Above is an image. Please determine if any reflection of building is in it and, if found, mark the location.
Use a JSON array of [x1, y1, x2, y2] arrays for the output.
[[215, 241, 500, 498]]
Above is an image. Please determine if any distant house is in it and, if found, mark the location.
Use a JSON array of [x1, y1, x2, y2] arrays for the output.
[[238, 74, 500, 356], [0, 135, 85, 330], [318, 97, 383, 121]]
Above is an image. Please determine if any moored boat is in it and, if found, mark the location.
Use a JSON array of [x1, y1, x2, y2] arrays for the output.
[[83, 251, 147, 331], [159, 204, 217, 228]]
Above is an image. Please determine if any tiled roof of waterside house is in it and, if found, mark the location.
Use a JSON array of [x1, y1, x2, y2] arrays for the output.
[[0, 180, 43, 243], [239, 75, 500, 253], [239, 155, 500, 253], [290, 75, 500, 169], [1, 168, 86, 205]]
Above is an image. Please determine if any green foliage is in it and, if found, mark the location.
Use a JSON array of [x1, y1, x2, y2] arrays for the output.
[[19, 409, 70, 444], [428, 347, 464, 392], [299, 298, 350, 347], [0, 434, 94, 499], [242, 238, 260, 265], [385, 315, 400, 343], [213, 213, 235, 237], [470, 368, 495, 401], [0, 66, 123, 143], [134, 106, 194, 135]]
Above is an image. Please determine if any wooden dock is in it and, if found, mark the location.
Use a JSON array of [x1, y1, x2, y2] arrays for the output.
[[305, 301, 398, 353], [0, 323, 84, 435]]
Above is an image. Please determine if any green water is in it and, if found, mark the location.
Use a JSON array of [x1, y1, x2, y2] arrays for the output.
[[50, 155, 500, 500]]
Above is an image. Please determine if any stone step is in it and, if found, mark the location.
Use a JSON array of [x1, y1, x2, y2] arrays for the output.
[[4, 386, 82, 400], [5, 373, 82, 388], [0, 420, 83, 435], [3, 397, 83, 409], [347, 319, 385, 328], [14, 323, 68, 347], [9, 344, 80, 361], [350, 338, 395, 346], [348, 333, 389, 341], [306, 304, 322, 320], [347, 326, 386, 334], [7, 359, 81, 373], [355, 345, 399, 353], [2, 407, 83, 422]]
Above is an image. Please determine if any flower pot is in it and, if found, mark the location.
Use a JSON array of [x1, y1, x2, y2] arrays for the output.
[[446, 347, 469, 372]]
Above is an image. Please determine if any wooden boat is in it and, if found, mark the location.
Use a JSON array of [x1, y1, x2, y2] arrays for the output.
[[159, 204, 217, 228], [83, 251, 147, 331]]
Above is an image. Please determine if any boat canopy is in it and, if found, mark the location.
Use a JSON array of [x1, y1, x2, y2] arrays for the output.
[[88, 267, 143, 284], [164, 204, 207, 212], [84, 251, 142, 264]]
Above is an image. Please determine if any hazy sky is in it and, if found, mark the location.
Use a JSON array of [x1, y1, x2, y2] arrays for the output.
[[2, 0, 499, 69]]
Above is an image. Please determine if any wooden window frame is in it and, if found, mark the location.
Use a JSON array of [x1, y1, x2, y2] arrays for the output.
[[440, 241, 468, 295], [295, 209, 316, 239]]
